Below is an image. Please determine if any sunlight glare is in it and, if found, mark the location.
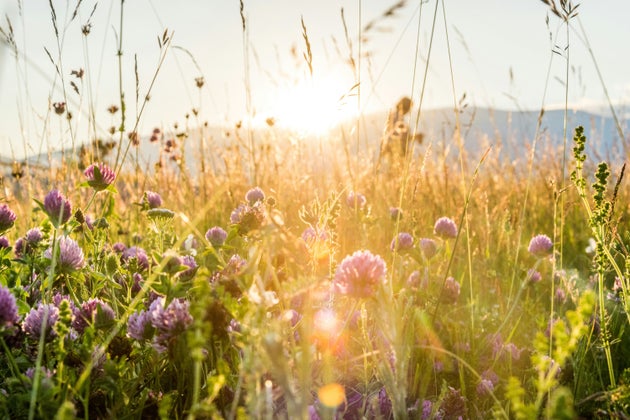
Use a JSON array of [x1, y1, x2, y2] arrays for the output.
[[265, 74, 357, 135]]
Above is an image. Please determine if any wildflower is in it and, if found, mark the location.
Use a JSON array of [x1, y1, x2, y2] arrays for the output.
[[150, 297, 193, 353], [346, 191, 367, 209], [0, 286, 19, 328], [527, 268, 542, 283], [23, 303, 59, 340], [555, 287, 567, 303], [73, 298, 115, 333], [205, 226, 228, 247], [43, 189, 72, 226], [247, 282, 279, 308], [442, 276, 460, 303], [131, 272, 143, 294], [146, 208, 175, 221], [0, 204, 16, 233], [477, 370, 499, 397], [0, 236, 9, 249], [44, 236, 85, 271], [406, 270, 422, 289], [301, 226, 329, 243], [389, 206, 403, 220], [439, 387, 466, 419], [376, 387, 392, 418], [112, 242, 126, 253], [121, 246, 150, 271], [143, 191, 162, 209], [25, 228, 43, 244], [245, 187, 265, 205], [528, 234, 553, 258], [230, 204, 265, 234], [181, 234, 199, 255], [230, 204, 247, 224], [127, 309, 154, 341], [391, 232, 414, 251], [419, 238, 438, 259], [477, 379, 494, 397], [421, 400, 433, 420], [178, 255, 198, 281], [434, 216, 458, 239], [84, 162, 116, 191], [333, 250, 387, 298], [14, 238, 25, 258]]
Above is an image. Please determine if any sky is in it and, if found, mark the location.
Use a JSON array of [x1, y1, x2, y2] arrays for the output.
[[1, 0, 629, 159]]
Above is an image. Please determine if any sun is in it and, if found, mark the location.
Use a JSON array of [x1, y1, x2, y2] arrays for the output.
[[262, 73, 358, 136]]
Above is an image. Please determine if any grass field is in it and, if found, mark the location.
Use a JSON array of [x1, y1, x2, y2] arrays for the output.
[[2, 1, 630, 419]]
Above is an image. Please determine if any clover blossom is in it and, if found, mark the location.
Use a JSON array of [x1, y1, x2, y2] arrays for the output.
[[333, 250, 387, 298], [84, 162, 116, 191], [0, 285, 19, 328], [43, 189, 72, 226], [391, 232, 414, 251], [346, 191, 367, 209], [22, 303, 59, 341], [205, 226, 228, 247], [44, 236, 85, 272], [434, 217, 458, 239], [72, 298, 115, 333], [528, 234, 553, 258], [245, 187, 265, 205], [149, 297, 193, 353], [0, 203, 16, 233], [419, 238, 438, 259], [121, 246, 150, 271], [143, 191, 162, 209], [127, 309, 155, 341]]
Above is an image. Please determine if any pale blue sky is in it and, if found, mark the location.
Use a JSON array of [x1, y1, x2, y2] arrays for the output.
[[1, 0, 629, 158]]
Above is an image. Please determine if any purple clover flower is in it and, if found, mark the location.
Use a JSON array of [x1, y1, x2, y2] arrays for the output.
[[442, 276, 460, 303], [230, 204, 247, 224], [112, 242, 127, 253], [0, 236, 9, 249], [245, 187, 265, 205], [44, 236, 85, 271], [22, 303, 59, 341], [43, 189, 72, 226], [0, 203, 16, 233], [127, 309, 155, 341], [25, 228, 43, 244], [434, 216, 458, 239], [14, 237, 25, 258], [122, 246, 150, 271], [477, 379, 494, 397], [73, 298, 115, 333], [391, 232, 414, 251], [419, 238, 438, 259], [143, 191, 162, 209], [527, 269, 542, 283], [149, 297, 193, 353], [0, 285, 19, 328], [178, 255, 198, 281], [205, 226, 228, 247], [333, 250, 387, 298], [528, 234, 553, 258], [389, 207, 403, 220], [346, 191, 367, 209], [84, 162, 116, 191], [131, 272, 144, 294]]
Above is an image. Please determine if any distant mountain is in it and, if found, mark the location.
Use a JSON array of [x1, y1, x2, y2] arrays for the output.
[[2, 107, 626, 177]]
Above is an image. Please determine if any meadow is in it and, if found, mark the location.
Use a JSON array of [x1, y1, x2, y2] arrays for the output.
[[1, 1, 630, 419]]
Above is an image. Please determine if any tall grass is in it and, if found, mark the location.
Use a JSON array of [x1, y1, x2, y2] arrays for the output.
[[1, 0, 630, 419]]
